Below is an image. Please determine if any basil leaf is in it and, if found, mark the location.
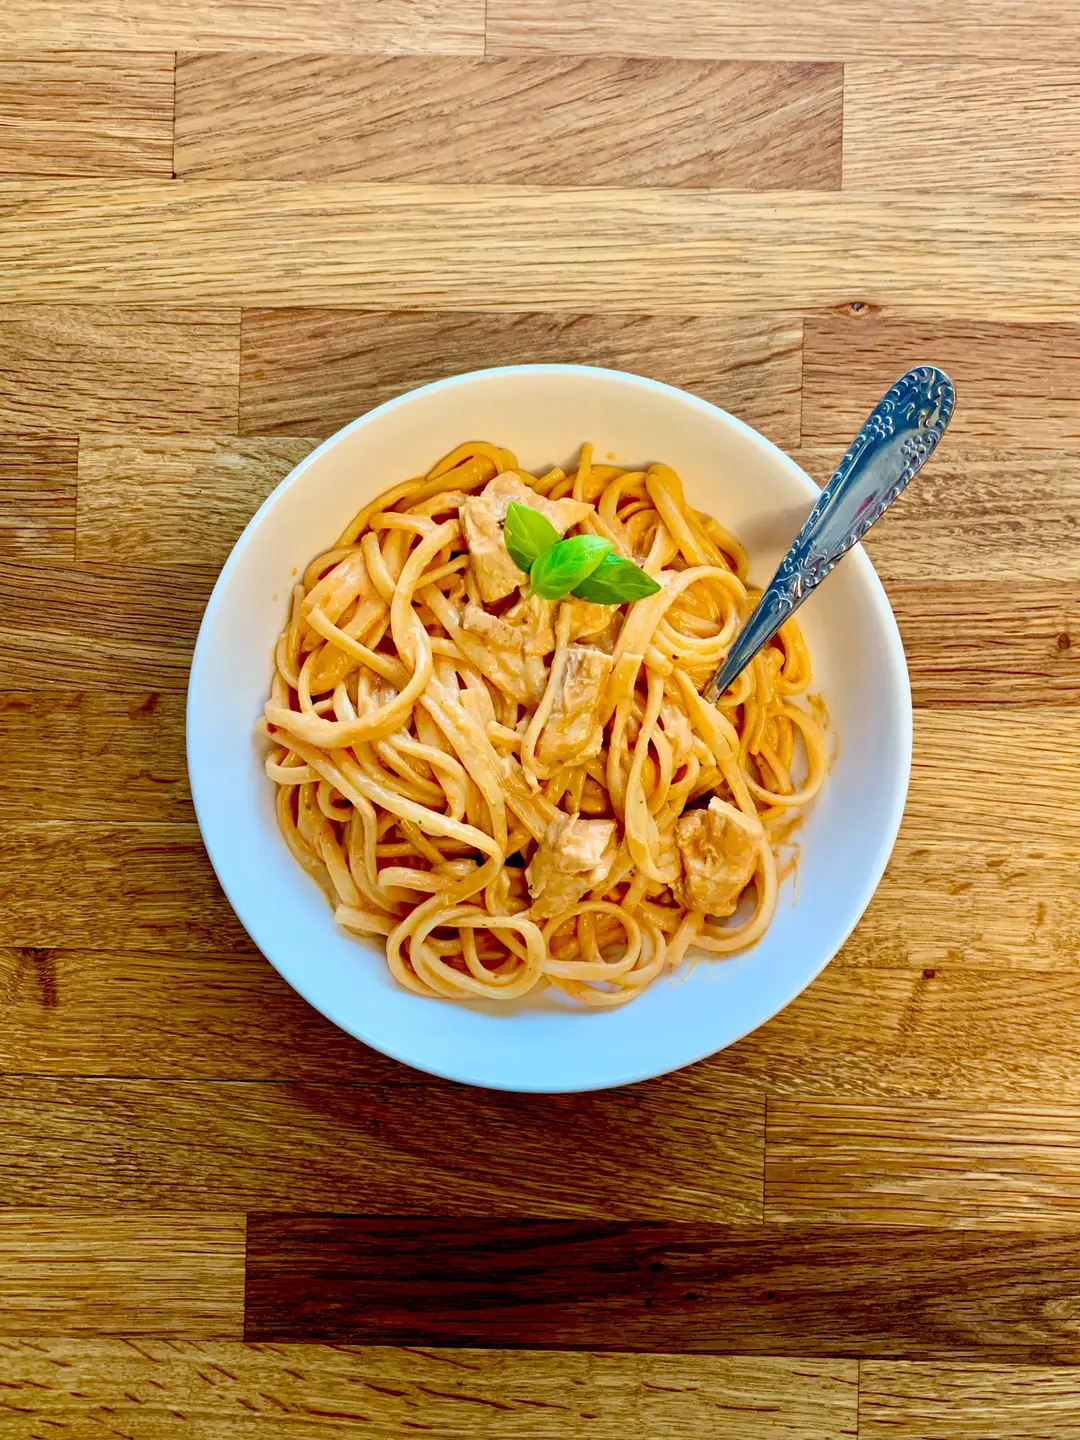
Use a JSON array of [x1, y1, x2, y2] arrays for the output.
[[571, 552, 663, 605], [530, 535, 612, 600], [503, 501, 560, 574]]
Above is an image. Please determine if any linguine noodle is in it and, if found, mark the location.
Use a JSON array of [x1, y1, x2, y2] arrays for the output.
[[262, 442, 827, 1007]]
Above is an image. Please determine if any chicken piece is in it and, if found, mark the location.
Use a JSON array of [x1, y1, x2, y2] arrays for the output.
[[535, 645, 612, 770], [461, 472, 593, 603], [526, 813, 618, 920], [672, 797, 762, 916], [461, 602, 548, 705]]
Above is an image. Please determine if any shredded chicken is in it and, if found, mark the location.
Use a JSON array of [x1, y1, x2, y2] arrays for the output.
[[461, 472, 593, 603], [526, 813, 618, 920], [461, 597, 555, 705], [535, 645, 613, 769], [672, 797, 762, 916]]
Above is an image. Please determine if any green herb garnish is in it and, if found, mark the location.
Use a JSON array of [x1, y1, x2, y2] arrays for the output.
[[530, 533, 612, 599], [570, 551, 662, 604], [504, 501, 561, 574], [502, 501, 662, 605]]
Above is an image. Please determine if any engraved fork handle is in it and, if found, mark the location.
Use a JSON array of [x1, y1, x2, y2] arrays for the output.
[[701, 365, 956, 706]]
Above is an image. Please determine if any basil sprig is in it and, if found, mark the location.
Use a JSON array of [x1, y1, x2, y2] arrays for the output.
[[502, 501, 662, 605]]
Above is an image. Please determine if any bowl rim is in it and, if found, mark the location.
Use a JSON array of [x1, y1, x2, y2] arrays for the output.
[[187, 363, 913, 1090]]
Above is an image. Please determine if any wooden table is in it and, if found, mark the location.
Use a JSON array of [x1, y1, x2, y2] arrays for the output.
[[2, 5, 1080, 1436]]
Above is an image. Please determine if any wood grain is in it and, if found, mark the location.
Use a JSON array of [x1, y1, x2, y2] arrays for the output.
[[0, 561, 211, 690], [847, 833, 1080, 971], [0, 1, 485, 54], [767, 1101, 1080, 1229], [730, 966, 1080, 1103], [0, 53, 173, 176], [175, 55, 842, 189], [77, 435, 313, 567], [845, 64, 1080, 194], [239, 309, 802, 443], [11, 947, 1080, 1104], [486, 0, 1080, 62], [0, 692, 191, 823], [0, 1214, 243, 1336], [795, 447, 1080, 582], [0, 947, 405, 1083], [0, 824, 249, 952], [804, 315, 1080, 447], [0, 436, 75, 559], [861, 1362, 1080, 1438], [0, 1341, 859, 1439], [245, 1216, 1080, 1357], [0, 1072, 763, 1218], [0, 307, 239, 432], [3, 185, 1080, 316], [889, 582, 1079, 704]]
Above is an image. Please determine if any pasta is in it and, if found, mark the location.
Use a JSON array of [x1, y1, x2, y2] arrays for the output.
[[261, 442, 827, 1007]]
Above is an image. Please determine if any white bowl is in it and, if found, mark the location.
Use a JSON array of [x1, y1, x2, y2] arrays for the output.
[[187, 365, 911, 1093]]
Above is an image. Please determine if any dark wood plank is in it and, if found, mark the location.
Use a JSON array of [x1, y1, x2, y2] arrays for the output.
[[0, 1213, 243, 1336], [767, 1100, 1080, 1229], [77, 435, 314, 567], [245, 1217, 1080, 1358], [0, 435, 76, 558], [0, 561, 211, 690], [794, 446, 1080, 583], [239, 309, 803, 445], [175, 55, 842, 188], [0, 52, 173, 176], [892, 581, 1080, 704], [0, 306, 239, 433], [0, 692, 191, 823], [0, 823, 249, 951], [861, 1361, 1080, 1438], [0, 1073, 764, 1218], [0, 1340, 860, 1438], [804, 315, 1080, 447]]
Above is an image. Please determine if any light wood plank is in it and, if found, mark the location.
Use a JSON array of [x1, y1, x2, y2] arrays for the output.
[[175, 55, 841, 189], [0, 561, 211, 690], [239, 309, 802, 444], [0, 435, 75, 559], [0, 692, 192, 822], [0, 53, 173, 176], [0, 306, 239, 433], [77, 435, 313, 567], [0, 1, 484, 54], [804, 315, 1080, 447], [2, 185, 1079, 316], [889, 581, 1079, 704], [845, 64, 1080, 194], [486, 0, 1080, 62], [795, 447, 1080, 582], [0, 1214, 243, 1337], [0, 823, 249, 952], [0, 1072, 763, 1218], [861, 1362, 1080, 1438], [846, 834, 1080, 971], [0, 947, 404, 1082], [10, 948, 1080, 1103], [0, 1341, 858, 1439], [731, 966, 1080, 1103], [767, 1100, 1080, 1228]]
